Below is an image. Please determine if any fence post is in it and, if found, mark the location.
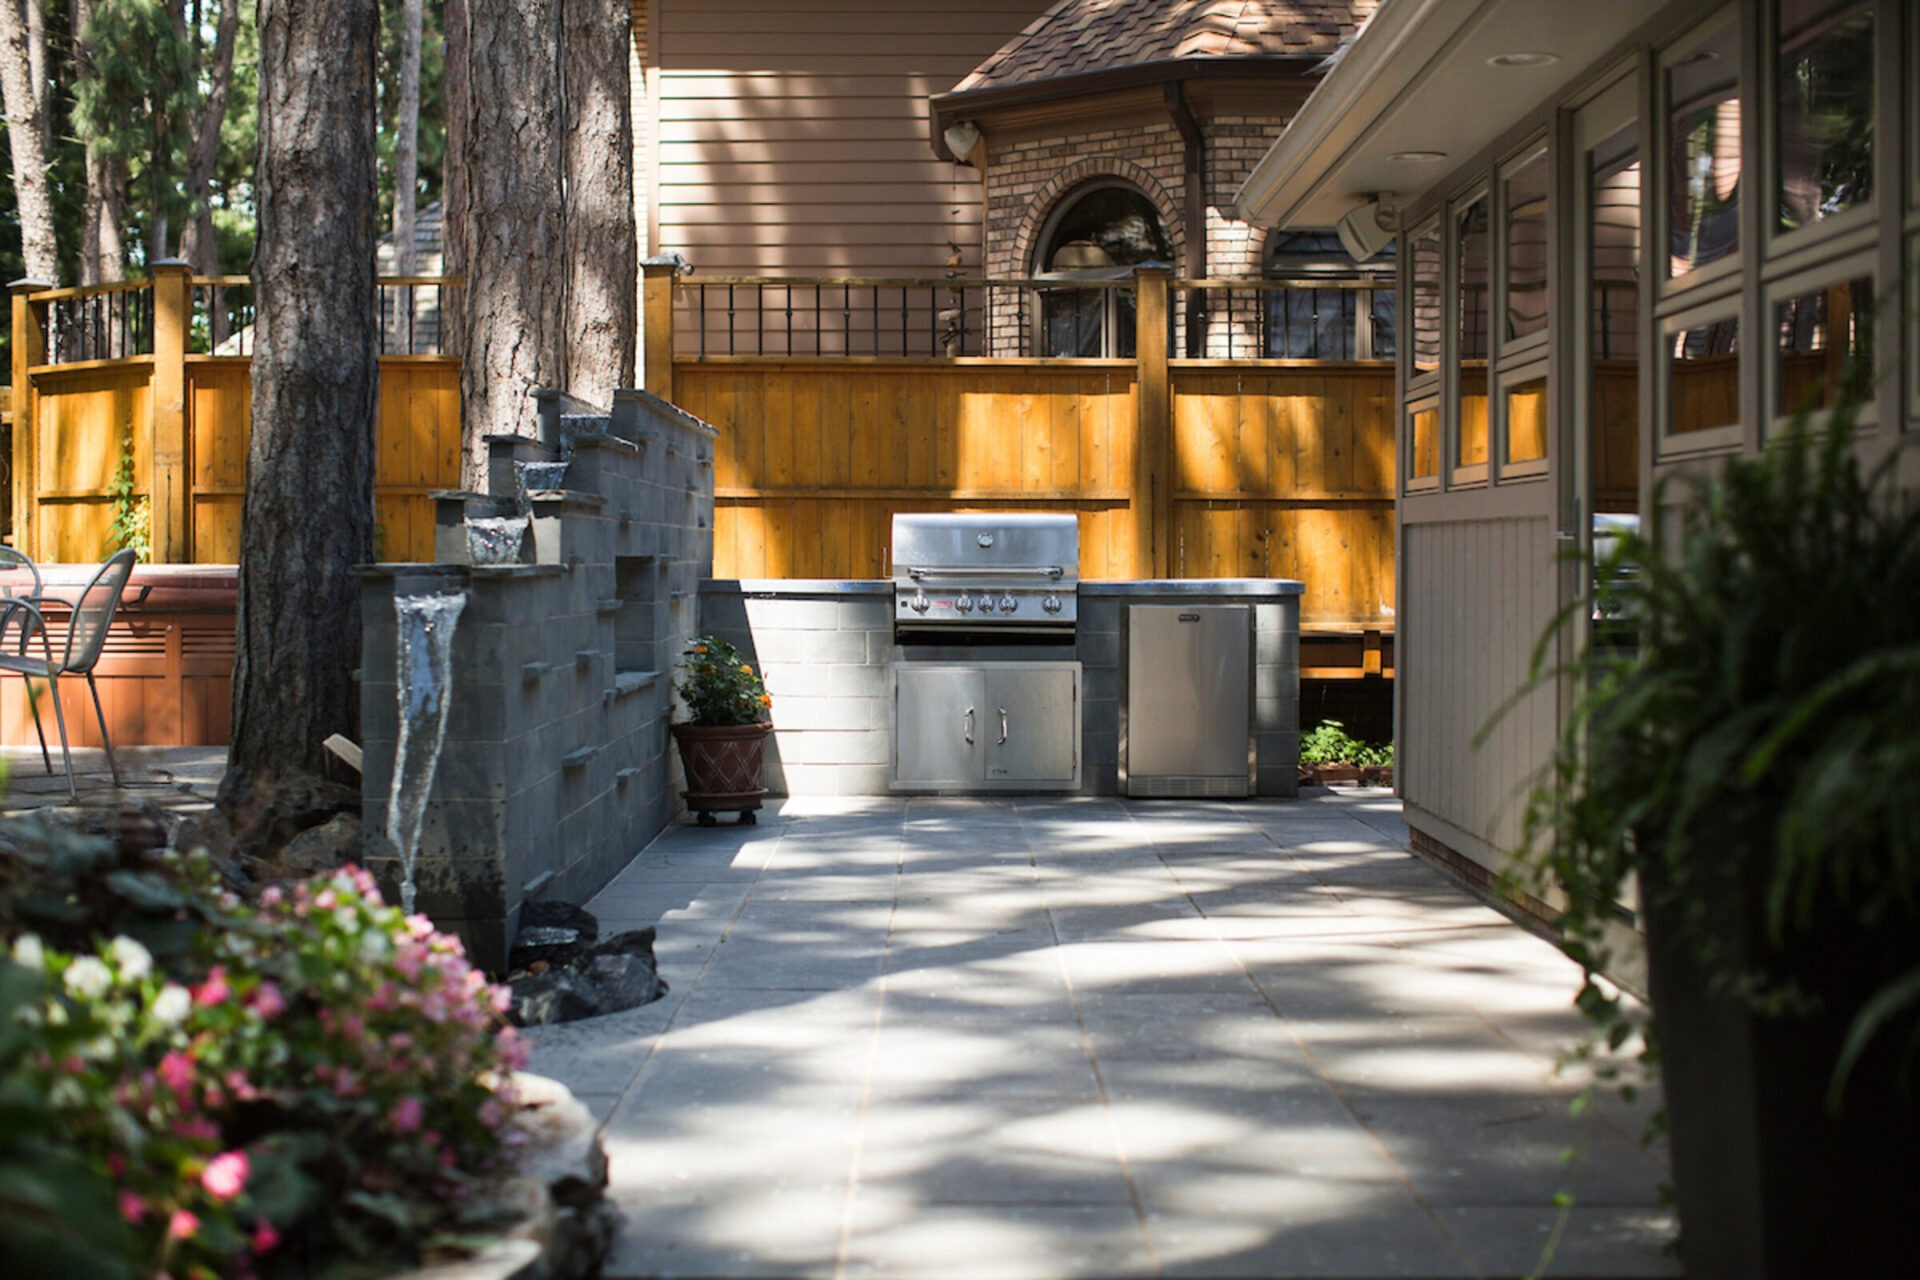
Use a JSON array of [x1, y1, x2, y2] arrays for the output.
[[641, 256, 681, 405], [1134, 265, 1172, 578], [149, 260, 192, 563], [9, 278, 51, 556]]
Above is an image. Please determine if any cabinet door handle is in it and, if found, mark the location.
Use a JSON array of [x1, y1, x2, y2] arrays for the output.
[[963, 706, 974, 745], [998, 707, 1009, 746]]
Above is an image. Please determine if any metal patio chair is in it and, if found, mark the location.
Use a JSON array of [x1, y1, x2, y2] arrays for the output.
[[0, 549, 136, 798]]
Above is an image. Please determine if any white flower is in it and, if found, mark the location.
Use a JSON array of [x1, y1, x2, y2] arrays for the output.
[[63, 956, 113, 1000], [10, 934, 45, 970], [151, 983, 192, 1026], [109, 936, 153, 982]]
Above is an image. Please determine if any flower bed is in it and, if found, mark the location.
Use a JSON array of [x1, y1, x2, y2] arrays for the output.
[[1, 814, 530, 1279]]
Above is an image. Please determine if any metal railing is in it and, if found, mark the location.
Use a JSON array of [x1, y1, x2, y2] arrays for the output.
[[675, 275, 1395, 361], [43, 281, 155, 363], [28, 275, 464, 366]]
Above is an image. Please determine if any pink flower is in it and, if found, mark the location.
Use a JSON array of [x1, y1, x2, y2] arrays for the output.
[[193, 966, 231, 1007], [314, 889, 338, 911], [251, 1219, 280, 1254], [168, 1209, 199, 1241], [332, 1067, 361, 1099], [389, 1095, 423, 1133], [250, 982, 286, 1019], [117, 1191, 146, 1223], [259, 885, 284, 909], [225, 1070, 260, 1102], [157, 1050, 195, 1097], [202, 1151, 249, 1200]]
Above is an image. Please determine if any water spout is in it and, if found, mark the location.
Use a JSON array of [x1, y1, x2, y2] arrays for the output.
[[387, 591, 467, 915], [465, 515, 528, 566]]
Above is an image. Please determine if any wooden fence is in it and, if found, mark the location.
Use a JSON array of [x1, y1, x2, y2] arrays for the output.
[[661, 265, 1397, 637], [9, 266, 461, 565]]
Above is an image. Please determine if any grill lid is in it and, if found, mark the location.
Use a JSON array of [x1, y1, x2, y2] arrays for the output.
[[891, 513, 1079, 632]]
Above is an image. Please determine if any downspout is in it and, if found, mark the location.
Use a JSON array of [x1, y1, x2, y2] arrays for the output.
[[1165, 82, 1206, 357]]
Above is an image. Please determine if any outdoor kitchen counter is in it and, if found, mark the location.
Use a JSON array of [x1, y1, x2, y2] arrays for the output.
[[700, 578, 1303, 799]]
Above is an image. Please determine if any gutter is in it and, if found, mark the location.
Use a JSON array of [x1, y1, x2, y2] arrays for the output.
[[1165, 81, 1208, 358]]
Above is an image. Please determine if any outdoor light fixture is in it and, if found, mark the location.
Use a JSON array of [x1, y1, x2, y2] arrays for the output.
[[1487, 51, 1559, 67], [1337, 197, 1400, 261], [943, 120, 982, 161]]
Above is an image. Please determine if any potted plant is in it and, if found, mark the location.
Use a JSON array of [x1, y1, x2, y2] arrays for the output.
[[1297, 719, 1394, 787], [671, 636, 774, 825], [1511, 416, 1920, 1278]]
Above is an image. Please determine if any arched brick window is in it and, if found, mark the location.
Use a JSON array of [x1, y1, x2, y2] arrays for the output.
[[1030, 181, 1172, 358]]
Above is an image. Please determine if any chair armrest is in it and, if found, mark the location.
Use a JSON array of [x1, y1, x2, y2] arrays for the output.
[[0, 597, 58, 668]]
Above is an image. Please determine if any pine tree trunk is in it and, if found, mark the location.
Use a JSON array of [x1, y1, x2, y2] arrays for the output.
[[392, 0, 423, 276], [562, 0, 636, 401], [73, 0, 125, 287], [178, 0, 241, 275], [227, 0, 379, 786], [441, 0, 468, 360], [1, 0, 60, 281], [459, 0, 564, 483]]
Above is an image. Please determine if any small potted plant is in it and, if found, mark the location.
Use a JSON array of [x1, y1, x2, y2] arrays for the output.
[[1297, 719, 1394, 787], [671, 636, 774, 825]]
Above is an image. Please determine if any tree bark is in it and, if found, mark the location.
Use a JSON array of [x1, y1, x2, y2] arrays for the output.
[[227, 0, 379, 787], [458, 0, 564, 484], [177, 0, 240, 274], [392, 0, 423, 275], [561, 0, 636, 401], [1, 0, 60, 281], [441, 0, 468, 356], [73, 0, 126, 286]]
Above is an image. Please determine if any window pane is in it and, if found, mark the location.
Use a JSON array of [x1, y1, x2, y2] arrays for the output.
[[1505, 153, 1550, 342], [1507, 377, 1549, 464], [1776, 277, 1873, 413], [1411, 223, 1442, 374], [1668, 23, 1742, 277], [1042, 289, 1104, 357], [1778, 0, 1874, 232], [1370, 288, 1397, 360], [1668, 316, 1740, 433], [1591, 124, 1642, 513], [1410, 407, 1439, 480], [1458, 195, 1492, 360], [1460, 366, 1489, 467]]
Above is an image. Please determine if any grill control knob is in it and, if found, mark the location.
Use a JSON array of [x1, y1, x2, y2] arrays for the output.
[[1042, 593, 1063, 614], [955, 594, 974, 613], [999, 594, 1018, 614], [910, 594, 930, 613]]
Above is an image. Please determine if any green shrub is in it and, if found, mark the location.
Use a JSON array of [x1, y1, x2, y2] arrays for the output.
[[1299, 719, 1394, 768]]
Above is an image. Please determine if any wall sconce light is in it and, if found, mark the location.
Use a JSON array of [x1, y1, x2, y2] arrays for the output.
[[943, 120, 983, 162]]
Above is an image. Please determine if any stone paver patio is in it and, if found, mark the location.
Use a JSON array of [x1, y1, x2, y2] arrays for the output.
[[524, 791, 1677, 1279]]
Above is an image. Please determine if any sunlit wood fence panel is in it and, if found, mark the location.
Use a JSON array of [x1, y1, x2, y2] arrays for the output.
[[12, 272, 463, 565], [680, 356, 1396, 631]]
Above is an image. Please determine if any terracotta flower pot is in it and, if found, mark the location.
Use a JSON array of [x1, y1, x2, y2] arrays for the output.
[[671, 721, 772, 825]]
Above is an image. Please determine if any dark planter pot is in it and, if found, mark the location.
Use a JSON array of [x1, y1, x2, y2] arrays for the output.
[[671, 721, 772, 826], [1642, 856, 1920, 1278]]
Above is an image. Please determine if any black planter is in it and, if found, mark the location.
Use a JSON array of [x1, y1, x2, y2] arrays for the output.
[[1642, 859, 1920, 1278]]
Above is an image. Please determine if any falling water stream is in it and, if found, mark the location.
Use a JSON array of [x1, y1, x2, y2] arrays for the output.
[[387, 591, 468, 915]]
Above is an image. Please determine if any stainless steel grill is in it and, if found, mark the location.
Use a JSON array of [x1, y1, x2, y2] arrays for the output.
[[891, 513, 1078, 638]]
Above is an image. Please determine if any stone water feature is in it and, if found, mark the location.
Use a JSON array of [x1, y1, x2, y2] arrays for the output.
[[360, 388, 718, 972], [387, 591, 467, 914]]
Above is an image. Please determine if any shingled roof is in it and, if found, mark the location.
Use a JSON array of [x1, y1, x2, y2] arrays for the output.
[[949, 0, 1377, 98]]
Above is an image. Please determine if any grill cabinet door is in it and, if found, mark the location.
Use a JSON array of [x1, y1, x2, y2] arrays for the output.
[[893, 667, 984, 787], [983, 666, 1078, 785]]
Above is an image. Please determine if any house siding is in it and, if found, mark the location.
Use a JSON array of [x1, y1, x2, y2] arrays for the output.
[[650, 0, 1054, 277]]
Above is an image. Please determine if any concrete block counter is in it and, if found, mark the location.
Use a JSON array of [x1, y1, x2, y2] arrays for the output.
[[698, 578, 1302, 799]]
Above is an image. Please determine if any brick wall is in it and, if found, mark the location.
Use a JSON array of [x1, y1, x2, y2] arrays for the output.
[[981, 109, 1296, 357]]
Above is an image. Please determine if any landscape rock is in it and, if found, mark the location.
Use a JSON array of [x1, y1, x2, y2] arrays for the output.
[[216, 766, 360, 865], [506, 920, 667, 1027]]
